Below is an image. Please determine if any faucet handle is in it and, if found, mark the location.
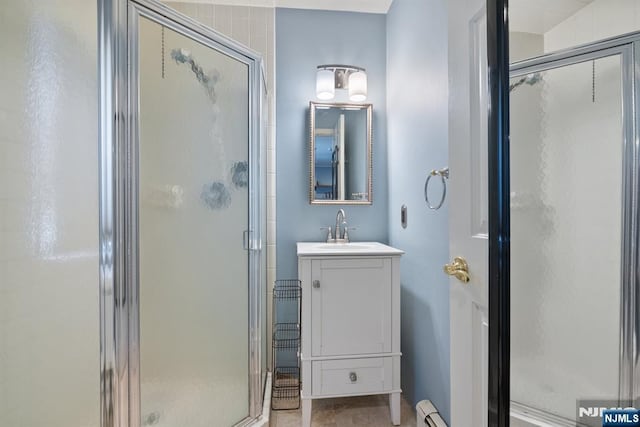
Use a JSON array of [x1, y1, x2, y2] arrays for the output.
[[320, 226, 333, 242], [343, 226, 357, 242]]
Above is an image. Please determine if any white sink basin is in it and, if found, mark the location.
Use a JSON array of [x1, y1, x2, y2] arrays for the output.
[[297, 241, 404, 256], [312, 243, 374, 251]]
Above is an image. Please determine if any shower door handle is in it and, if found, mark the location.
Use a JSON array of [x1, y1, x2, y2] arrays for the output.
[[243, 230, 251, 250], [243, 230, 262, 251]]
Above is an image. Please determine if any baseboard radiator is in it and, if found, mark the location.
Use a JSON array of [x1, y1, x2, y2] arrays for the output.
[[416, 400, 448, 427]]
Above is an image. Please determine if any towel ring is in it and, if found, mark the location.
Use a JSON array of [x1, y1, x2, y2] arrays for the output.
[[424, 167, 449, 210]]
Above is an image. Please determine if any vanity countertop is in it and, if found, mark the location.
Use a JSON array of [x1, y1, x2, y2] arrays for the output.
[[296, 241, 404, 257]]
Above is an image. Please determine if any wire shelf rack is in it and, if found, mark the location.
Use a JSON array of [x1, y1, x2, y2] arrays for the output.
[[272, 280, 301, 410]]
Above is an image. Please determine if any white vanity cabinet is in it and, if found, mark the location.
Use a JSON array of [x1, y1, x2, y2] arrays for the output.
[[297, 242, 404, 426]]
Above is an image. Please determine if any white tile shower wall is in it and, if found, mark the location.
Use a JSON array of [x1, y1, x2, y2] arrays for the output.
[[545, 0, 640, 53], [164, 1, 277, 369], [510, 32, 543, 63]]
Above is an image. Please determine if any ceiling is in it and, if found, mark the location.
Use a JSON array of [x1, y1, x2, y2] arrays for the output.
[[169, 0, 593, 25], [168, 0, 393, 14], [277, 0, 392, 13], [510, 0, 594, 34]]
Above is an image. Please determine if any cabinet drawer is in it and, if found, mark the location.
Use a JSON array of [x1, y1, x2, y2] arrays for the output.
[[311, 357, 392, 396]]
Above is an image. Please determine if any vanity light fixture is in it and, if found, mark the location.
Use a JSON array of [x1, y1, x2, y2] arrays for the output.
[[315, 65, 368, 102]]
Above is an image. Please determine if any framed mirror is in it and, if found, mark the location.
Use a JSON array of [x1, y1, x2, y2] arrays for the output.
[[309, 102, 373, 205]]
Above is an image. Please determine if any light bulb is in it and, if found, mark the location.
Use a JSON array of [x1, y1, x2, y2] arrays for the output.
[[316, 69, 335, 100], [348, 71, 367, 102]]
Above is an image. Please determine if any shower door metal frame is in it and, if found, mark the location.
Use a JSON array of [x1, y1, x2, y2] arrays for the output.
[[99, 1, 266, 426], [509, 32, 640, 413], [486, 0, 511, 424]]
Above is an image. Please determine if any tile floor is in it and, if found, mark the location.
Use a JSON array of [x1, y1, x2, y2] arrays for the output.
[[270, 395, 417, 427]]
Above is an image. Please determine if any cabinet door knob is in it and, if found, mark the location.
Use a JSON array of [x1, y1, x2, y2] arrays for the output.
[[349, 372, 357, 382], [312, 280, 320, 289]]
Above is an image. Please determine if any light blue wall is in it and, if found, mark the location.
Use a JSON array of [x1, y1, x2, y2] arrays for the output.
[[275, 8, 389, 279], [275, 3, 450, 420], [387, 0, 450, 421]]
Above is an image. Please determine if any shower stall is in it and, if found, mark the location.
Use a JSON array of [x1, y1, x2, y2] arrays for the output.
[[100, 1, 268, 425], [509, 33, 640, 425], [0, 0, 268, 426]]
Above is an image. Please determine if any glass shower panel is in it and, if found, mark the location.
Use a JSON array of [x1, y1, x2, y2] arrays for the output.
[[0, 1, 99, 426], [510, 55, 623, 422], [261, 78, 268, 391], [138, 17, 250, 426]]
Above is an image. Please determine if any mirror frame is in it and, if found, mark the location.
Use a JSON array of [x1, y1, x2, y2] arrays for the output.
[[308, 101, 373, 205]]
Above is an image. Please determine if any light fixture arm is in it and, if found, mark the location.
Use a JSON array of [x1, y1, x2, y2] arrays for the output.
[[317, 65, 366, 90]]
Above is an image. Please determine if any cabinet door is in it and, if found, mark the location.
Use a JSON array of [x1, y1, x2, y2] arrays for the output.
[[311, 258, 392, 356]]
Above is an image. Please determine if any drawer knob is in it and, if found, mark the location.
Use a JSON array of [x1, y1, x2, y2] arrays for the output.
[[349, 372, 357, 382], [313, 280, 321, 289]]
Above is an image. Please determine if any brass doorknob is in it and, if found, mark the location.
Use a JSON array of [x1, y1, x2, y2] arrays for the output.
[[444, 257, 470, 283]]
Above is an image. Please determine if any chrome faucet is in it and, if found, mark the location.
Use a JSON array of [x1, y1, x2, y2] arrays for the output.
[[321, 209, 353, 243], [335, 209, 347, 242]]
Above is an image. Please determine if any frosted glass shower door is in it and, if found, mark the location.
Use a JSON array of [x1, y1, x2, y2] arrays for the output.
[[0, 2, 99, 426], [510, 54, 624, 422], [137, 17, 250, 426]]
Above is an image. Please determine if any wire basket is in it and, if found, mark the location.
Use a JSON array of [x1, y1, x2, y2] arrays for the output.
[[272, 367, 300, 410], [273, 323, 300, 349], [273, 279, 302, 300]]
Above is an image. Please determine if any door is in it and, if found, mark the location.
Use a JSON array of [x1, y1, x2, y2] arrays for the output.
[[509, 49, 630, 424], [135, 14, 251, 427], [448, 1, 489, 425], [311, 258, 392, 356], [110, 3, 265, 426]]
